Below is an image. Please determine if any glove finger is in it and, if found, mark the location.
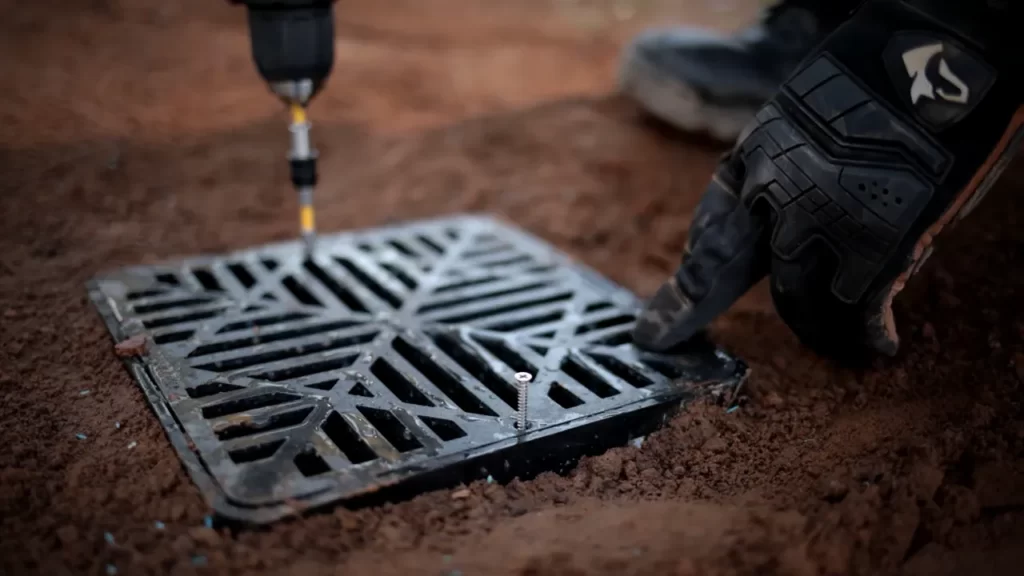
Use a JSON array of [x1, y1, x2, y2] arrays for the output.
[[633, 176, 770, 352]]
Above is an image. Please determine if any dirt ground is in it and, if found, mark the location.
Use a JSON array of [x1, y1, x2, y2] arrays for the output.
[[2, 1, 1024, 575]]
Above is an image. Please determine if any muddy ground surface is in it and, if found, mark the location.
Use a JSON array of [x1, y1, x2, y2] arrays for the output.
[[2, 1, 1024, 575]]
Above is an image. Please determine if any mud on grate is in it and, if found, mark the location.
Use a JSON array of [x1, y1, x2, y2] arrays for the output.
[[88, 215, 747, 524]]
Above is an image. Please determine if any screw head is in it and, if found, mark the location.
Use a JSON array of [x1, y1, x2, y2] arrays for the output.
[[514, 372, 533, 383]]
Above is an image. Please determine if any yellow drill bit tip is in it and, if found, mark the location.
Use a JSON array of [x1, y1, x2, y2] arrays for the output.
[[290, 103, 307, 125], [300, 204, 316, 234]]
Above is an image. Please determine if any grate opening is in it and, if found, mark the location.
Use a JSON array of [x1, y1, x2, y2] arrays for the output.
[[588, 355, 653, 388], [218, 312, 311, 334], [417, 235, 444, 255], [642, 359, 683, 379], [134, 297, 213, 315], [348, 382, 374, 397], [126, 289, 165, 300], [434, 291, 574, 325], [295, 449, 331, 476], [575, 314, 636, 335], [561, 356, 620, 398], [306, 380, 338, 391], [380, 263, 417, 290], [186, 381, 245, 399], [153, 329, 193, 344], [529, 345, 548, 355], [188, 319, 361, 358], [548, 382, 584, 408], [155, 273, 180, 286], [598, 330, 633, 347], [229, 439, 285, 464], [417, 282, 551, 314], [215, 406, 314, 440], [433, 275, 501, 294], [192, 333, 373, 373], [193, 268, 224, 292], [370, 358, 434, 407], [462, 243, 513, 259], [202, 392, 300, 419], [322, 411, 377, 464], [484, 310, 564, 332], [479, 254, 534, 268], [227, 263, 257, 288], [419, 416, 466, 441], [387, 240, 417, 258], [431, 334, 519, 410], [262, 294, 278, 301], [282, 275, 321, 307], [252, 353, 360, 383], [585, 301, 614, 313], [392, 337, 497, 417], [261, 259, 279, 271], [357, 407, 423, 453], [335, 258, 402, 308], [303, 260, 368, 312], [143, 308, 225, 329], [474, 337, 536, 376]]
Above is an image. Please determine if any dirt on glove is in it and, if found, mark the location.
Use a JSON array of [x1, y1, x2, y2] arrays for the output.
[[2, 1, 1023, 575]]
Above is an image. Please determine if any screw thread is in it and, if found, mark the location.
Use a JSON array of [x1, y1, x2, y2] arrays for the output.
[[514, 372, 532, 432]]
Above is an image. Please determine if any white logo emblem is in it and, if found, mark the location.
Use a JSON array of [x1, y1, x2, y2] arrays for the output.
[[901, 43, 970, 105]]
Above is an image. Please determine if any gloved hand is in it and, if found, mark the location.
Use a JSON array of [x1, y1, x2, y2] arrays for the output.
[[633, 0, 1022, 359]]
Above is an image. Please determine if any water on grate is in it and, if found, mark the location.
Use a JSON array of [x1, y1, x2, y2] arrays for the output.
[[88, 215, 746, 523]]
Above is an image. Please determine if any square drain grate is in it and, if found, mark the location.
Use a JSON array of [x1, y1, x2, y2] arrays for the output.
[[88, 215, 746, 523]]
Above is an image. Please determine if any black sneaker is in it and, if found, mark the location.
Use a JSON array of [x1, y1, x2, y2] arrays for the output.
[[618, 1, 859, 141]]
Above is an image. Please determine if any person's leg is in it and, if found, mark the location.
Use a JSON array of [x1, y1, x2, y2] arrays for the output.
[[618, 0, 862, 141]]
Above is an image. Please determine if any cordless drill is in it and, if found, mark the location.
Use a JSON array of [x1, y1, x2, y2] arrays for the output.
[[233, 0, 336, 255]]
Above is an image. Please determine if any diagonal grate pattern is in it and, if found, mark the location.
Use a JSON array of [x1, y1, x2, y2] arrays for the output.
[[88, 215, 746, 523]]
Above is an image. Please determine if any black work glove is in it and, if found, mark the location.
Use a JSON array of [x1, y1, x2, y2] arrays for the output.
[[634, 0, 1023, 359]]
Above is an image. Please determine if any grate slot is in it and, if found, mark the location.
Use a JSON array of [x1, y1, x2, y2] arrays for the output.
[[155, 273, 181, 286], [596, 330, 633, 347], [575, 314, 635, 335], [584, 301, 614, 313], [430, 290, 574, 325], [126, 289, 165, 300], [229, 439, 285, 464], [416, 234, 445, 255], [215, 406, 315, 440], [202, 392, 301, 419], [218, 312, 311, 334], [261, 259, 279, 271], [642, 358, 684, 379], [474, 337, 537, 376], [483, 309, 565, 333], [418, 416, 466, 441], [417, 281, 551, 314], [192, 268, 224, 292], [392, 337, 497, 416], [303, 260, 368, 312], [192, 332, 373, 373], [433, 275, 501, 294], [386, 240, 418, 258], [462, 243, 514, 259], [335, 258, 402, 308], [587, 355, 654, 388], [357, 407, 423, 453], [134, 297, 213, 315], [188, 319, 361, 358], [252, 353, 360, 382], [321, 411, 377, 464], [478, 254, 534, 269], [380, 262, 417, 290], [227, 263, 257, 289], [369, 358, 434, 407], [561, 356, 620, 398], [282, 275, 321, 307], [548, 382, 584, 408], [186, 381, 245, 399], [295, 449, 331, 476], [306, 380, 338, 391], [142, 307, 225, 329], [431, 334, 519, 409], [348, 382, 374, 397], [153, 329, 193, 344]]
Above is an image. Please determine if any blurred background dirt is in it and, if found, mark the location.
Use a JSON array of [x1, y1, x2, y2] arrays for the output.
[[1, 1, 1023, 575]]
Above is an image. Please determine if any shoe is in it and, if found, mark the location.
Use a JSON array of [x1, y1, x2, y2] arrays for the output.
[[618, 2, 851, 142]]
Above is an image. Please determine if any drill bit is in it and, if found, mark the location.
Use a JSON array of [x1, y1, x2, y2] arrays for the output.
[[289, 102, 317, 256]]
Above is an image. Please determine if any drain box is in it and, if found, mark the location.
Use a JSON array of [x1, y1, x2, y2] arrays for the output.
[[88, 215, 746, 523]]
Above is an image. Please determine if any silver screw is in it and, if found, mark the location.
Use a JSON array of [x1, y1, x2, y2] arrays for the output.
[[514, 372, 532, 432]]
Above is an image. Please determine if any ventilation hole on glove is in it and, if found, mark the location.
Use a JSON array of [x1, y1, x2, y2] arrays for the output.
[[883, 202, 889, 207], [883, 188, 889, 195], [896, 197, 903, 205], [858, 183, 866, 192], [872, 181, 878, 187], [871, 194, 878, 200]]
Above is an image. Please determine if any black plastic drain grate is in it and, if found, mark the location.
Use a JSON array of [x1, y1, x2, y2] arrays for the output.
[[88, 215, 747, 523]]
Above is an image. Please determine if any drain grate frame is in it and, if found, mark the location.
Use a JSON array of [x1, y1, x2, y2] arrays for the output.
[[88, 215, 747, 524]]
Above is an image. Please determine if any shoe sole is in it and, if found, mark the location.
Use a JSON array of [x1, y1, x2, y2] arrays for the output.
[[617, 46, 758, 143]]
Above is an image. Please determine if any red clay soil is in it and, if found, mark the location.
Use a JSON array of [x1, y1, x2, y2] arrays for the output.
[[2, 1, 1024, 575]]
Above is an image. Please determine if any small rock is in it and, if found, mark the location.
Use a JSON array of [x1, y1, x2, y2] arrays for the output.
[[56, 525, 78, 546], [762, 391, 784, 408], [589, 450, 623, 479], [702, 437, 728, 453], [189, 527, 220, 547], [771, 356, 787, 370], [451, 488, 471, 500], [114, 334, 148, 358], [822, 479, 849, 502]]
